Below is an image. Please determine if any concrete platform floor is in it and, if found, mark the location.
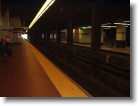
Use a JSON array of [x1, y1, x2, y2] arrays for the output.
[[0, 40, 88, 97], [0, 41, 61, 97]]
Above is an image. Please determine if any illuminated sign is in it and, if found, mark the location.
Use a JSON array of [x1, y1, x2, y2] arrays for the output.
[[81, 27, 87, 30]]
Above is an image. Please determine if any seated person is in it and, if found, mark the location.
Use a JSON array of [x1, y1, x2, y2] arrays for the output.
[[0, 37, 10, 49]]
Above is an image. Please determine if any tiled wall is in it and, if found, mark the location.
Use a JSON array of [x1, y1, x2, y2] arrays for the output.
[[73, 28, 91, 43], [116, 25, 126, 41], [9, 17, 22, 43]]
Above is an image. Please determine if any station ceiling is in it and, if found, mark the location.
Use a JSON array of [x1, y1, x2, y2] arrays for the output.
[[1, 0, 45, 27], [1, 0, 93, 28], [1, 0, 129, 33]]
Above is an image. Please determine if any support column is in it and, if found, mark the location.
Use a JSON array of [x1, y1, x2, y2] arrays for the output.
[[91, 6, 101, 51], [67, 16, 73, 45], [66, 16, 73, 63], [56, 27, 61, 55], [91, 3, 102, 78], [56, 28, 61, 44], [45, 30, 50, 50], [46, 31, 50, 41]]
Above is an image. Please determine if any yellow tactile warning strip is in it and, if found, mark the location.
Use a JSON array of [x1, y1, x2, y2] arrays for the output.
[[25, 40, 89, 97]]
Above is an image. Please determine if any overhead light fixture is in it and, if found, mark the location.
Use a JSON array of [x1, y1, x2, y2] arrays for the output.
[[114, 23, 123, 25], [104, 27, 111, 29], [101, 23, 116, 28], [122, 23, 130, 26], [123, 21, 130, 23], [101, 26, 117, 28], [101, 23, 111, 26], [28, 0, 56, 29], [87, 26, 92, 29], [114, 23, 130, 26], [61, 29, 67, 32]]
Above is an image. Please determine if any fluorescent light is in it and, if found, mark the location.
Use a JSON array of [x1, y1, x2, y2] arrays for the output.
[[29, 0, 56, 29], [122, 23, 130, 26], [101, 26, 117, 28], [61, 29, 67, 32], [87, 26, 92, 29], [114, 23, 123, 25], [123, 21, 130, 22], [104, 27, 111, 29], [114, 23, 130, 26], [101, 23, 116, 28], [101, 23, 111, 26]]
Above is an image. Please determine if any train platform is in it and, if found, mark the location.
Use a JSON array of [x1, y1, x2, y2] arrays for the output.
[[0, 40, 89, 97]]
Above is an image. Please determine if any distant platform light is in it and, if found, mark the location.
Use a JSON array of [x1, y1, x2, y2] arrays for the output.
[[42, 34, 45, 38], [104, 27, 111, 29], [21, 34, 28, 39], [101, 23, 111, 26], [123, 21, 130, 23], [87, 26, 92, 29], [61, 29, 67, 32], [101, 26, 117, 28], [114, 23, 130, 26]]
